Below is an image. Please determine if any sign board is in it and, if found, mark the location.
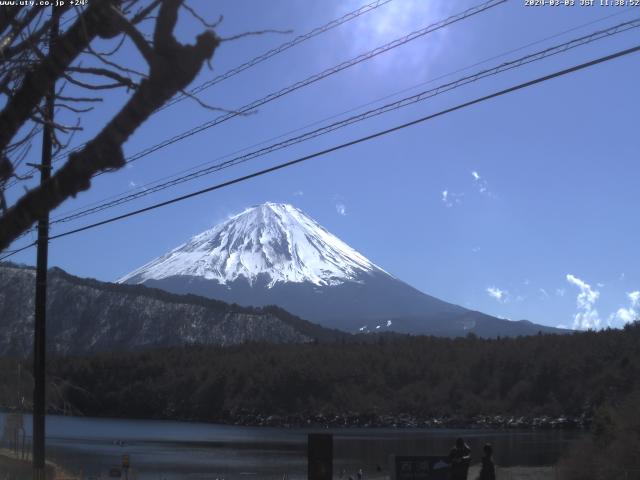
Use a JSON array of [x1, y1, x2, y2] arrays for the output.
[[391, 456, 451, 480], [308, 433, 332, 480]]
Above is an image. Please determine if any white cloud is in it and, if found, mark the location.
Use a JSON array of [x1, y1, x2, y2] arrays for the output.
[[128, 180, 137, 188], [332, 194, 347, 216], [471, 246, 481, 253], [471, 170, 494, 197], [610, 291, 640, 325], [293, 190, 304, 197], [566, 274, 601, 330], [441, 189, 463, 207], [556, 288, 566, 297], [471, 171, 486, 193], [487, 286, 508, 303], [539, 288, 550, 299]]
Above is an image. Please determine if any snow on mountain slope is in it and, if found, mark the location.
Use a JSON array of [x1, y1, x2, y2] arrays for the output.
[[119, 203, 389, 288]]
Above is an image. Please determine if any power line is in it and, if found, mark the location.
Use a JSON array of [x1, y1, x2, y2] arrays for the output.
[[0, 242, 36, 262], [47, 7, 638, 225], [20, 0, 499, 188], [113, 0, 506, 171], [4, 42, 638, 256], [38, 43, 639, 244], [12, 4, 634, 201], [48, 17, 640, 226], [1, 9, 102, 190], [160, 0, 395, 111], [349, 5, 637, 116], [8, 0, 504, 191], [35, 0, 395, 170], [12, 0, 500, 196]]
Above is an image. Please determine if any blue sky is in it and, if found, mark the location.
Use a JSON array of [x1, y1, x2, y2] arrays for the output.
[[5, 0, 640, 329]]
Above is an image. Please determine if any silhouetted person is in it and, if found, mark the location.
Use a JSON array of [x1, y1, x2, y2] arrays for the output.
[[448, 437, 471, 480], [479, 444, 495, 480]]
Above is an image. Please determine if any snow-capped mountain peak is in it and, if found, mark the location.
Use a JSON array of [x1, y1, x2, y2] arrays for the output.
[[118, 203, 388, 287]]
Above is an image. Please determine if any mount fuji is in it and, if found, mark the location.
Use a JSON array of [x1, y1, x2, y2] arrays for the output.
[[119, 203, 562, 337]]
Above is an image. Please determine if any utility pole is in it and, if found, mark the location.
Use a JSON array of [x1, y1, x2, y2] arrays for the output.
[[33, 6, 58, 480]]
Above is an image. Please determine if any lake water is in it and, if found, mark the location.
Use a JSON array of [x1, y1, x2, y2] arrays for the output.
[[0, 413, 584, 479]]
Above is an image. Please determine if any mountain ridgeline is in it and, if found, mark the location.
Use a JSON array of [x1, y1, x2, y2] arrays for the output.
[[0, 263, 346, 357], [0, 203, 566, 358], [120, 202, 564, 337]]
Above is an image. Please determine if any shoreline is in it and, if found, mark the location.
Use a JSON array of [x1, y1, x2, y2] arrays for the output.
[[214, 412, 590, 430], [0, 407, 592, 431], [1, 415, 569, 479], [1, 407, 590, 431]]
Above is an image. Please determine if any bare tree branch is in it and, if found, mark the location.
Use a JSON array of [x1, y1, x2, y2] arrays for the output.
[[4, 123, 39, 155], [109, 6, 154, 64], [68, 66, 137, 89], [130, 0, 162, 25], [221, 29, 293, 42], [0, 0, 221, 250], [86, 39, 147, 78], [61, 71, 134, 90], [0, 0, 121, 155], [177, 86, 257, 115], [2, 15, 53, 59], [0, 6, 23, 38], [56, 94, 103, 103], [11, 142, 33, 171], [0, 156, 13, 183], [0, 7, 41, 59], [0, 190, 6, 214], [182, 3, 223, 29], [53, 119, 82, 155], [86, 32, 126, 57], [54, 103, 95, 114], [29, 113, 82, 133]]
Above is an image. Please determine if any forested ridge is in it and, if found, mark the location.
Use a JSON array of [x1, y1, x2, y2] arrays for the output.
[[2, 323, 638, 427], [0, 262, 349, 357]]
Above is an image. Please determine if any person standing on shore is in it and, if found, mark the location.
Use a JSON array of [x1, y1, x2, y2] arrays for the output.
[[448, 437, 471, 480], [478, 444, 496, 480]]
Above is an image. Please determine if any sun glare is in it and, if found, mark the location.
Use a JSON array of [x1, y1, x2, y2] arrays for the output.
[[339, 0, 453, 73]]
